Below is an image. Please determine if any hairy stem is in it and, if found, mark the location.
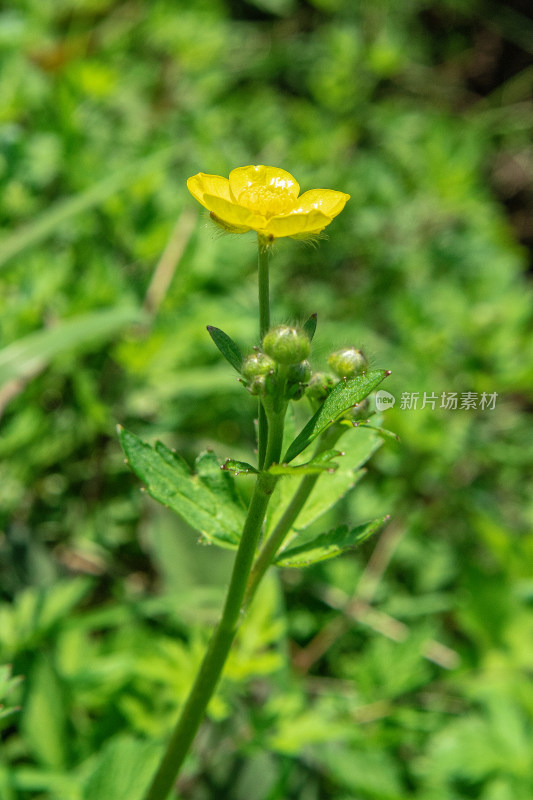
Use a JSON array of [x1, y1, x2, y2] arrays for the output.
[[244, 474, 318, 609], [257, 240, 270, 469], [143, 485, 270, 800], [258, 239, 270, 339], [245, 425, 344, 608], [143, 239, 281, 800], [143, 426, 284, 800]]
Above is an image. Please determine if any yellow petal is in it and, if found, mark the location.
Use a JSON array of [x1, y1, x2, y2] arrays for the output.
[[261, 210, 332, 238], [202, 193, 267, 231], [291, 189, 350, 219], [229, 165, 300, 201], [187, 173, 232, 210]]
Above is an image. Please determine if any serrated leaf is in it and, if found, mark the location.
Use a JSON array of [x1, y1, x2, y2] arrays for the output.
[[268, 449, 342, 476], [222, 459, 258, 475], [284, 370, 389, 463], [275, 517, 388, 568], [303, 313, 317, 341], [119, 427, 245, 549], [206, 326, 243, 372], [194, 451, 248, 539]]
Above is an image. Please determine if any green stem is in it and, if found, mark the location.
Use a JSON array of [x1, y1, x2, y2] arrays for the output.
[[143, 401, 285, 800], [244, 474, 317, 609], [244, 425, 344, 608], [263, 408, 287, 469], [143, 488, 268, 800], [257, 239, 270, 470], [258, 237, 270, 340]]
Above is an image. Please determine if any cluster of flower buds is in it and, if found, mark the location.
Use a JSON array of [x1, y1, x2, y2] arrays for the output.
[[241, 335, 371, 418], [241, 325, 312, 402]]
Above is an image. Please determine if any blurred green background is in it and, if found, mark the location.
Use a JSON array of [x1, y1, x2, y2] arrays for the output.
[[1, 0, 533, 798]]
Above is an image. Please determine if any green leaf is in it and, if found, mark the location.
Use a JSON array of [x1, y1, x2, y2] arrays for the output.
[[275, 517, 388, 568], [267, 426, 383, 538], [342, 419, 400, 442], [21, 657, 69, 769], [119, 427, 245, 549], [207, 325, 243, 372], [284, 370, 390, 462], [83, 735, 162, 800], [268, 449, 342, 476], [222, 458, 258, 475], [0, 306, 147, 387], [303, 312, 318, 341]]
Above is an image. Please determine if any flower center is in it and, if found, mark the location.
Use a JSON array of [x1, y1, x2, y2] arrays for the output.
[[237, 185, 294, 218]]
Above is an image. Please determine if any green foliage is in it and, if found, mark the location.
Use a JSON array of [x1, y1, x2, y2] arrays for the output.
[[275, 517, 388, 567], [284, 370, 389, 462], [267, 425, 383, 539], [0, 307, 146, 385], [0, 579, 93, 658], [21, 656, 69, 770], [222, 458, 259, 475], [118, 427, 245, 549], [0, 664, 21, 729], [268, 448, 342, 475], [83, 736, 163, 800], [206, 325, 244, 373], [1, 0, 532, 797]]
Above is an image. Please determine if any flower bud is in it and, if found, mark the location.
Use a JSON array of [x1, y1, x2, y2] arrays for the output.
[[263, 325, 310, 365], [287, 360, 312, 385], [288, 383, 306, 401], [306, 372, 336, 403], [241, 352, 275, 381], [246, 375, 267, 396], [328, 348, 368, 379]]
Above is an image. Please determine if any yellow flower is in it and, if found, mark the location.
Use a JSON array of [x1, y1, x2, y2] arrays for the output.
[[187, 165, 350, 241]]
